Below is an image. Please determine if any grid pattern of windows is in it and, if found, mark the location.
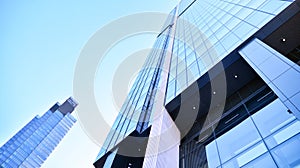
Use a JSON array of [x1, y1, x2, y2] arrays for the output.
[[95, 0, 296, 165], [96, 29, 173, 161], [165, 0, 293, 104], [0, 110, 76, 168], [206, 99, 300, 167]]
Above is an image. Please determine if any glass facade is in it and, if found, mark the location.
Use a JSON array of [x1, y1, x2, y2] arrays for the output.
[[166, 0, 293, 103], [206, 99, 300, 167], [95, 0, 300, 167], [95, 28, 174, 161], [0, 97, 77, 168]]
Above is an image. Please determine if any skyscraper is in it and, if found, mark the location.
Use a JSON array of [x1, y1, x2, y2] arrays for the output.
[[94, 0, 300, 167], [0, 97, 78, 168]]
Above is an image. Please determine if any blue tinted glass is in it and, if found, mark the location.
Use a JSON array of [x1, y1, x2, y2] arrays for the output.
[[186, 53, 196, 66], [228, 5, 242, 16], [246, 0, 265, 9], [216, 118, 262, 163], [220, 32, 240, 52], [205, 140, 221, 167], [258, 1, 291, 15], [187, 61, 200, 83], [271, 133, 300, 167], [225, 17, 241, 30], [232, 21, 256, 40], [245, 11, 273, 28], [215, 26, 229, 40], [265, 120, 300, 149], [252, 99, 295, 138]]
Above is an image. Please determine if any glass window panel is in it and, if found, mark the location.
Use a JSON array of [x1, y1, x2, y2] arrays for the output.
[[178, 51, 185, 59], [185, 46, 194, 57], [223, 3, 234, 12], [201, 52, 213, 69], [215, 11, 226, 20], [205, 140, 221, 168], [167, 79, 176, 99], [271, 133, 300, 168], [195, 43, 206, 57], [177, 60, 186, 75], [187, 61, 200, 83], [197, 57, 208, 74], [215, 26, 229, 40], [220, 14, 232, 25], [273, 68, 300, 98], [225, 17, 241, 30], [222, 142, 268, 168], [252, 99, 295, 138], [236, 142, 267, 167], [245, 11, 273, 28], [208, 46, 219, 64], [136, 93, 147, 109], [228, 6, 242, 16], [236, 8, 253, 20], [186, 53, 196, 66], [204, 29, 213, 38], [200, 23, 209, 33], [193, 36, 203, 48], [191, 32, 201, 42], [232, 21, 256, 40], [214, 43, 226, 59], [211, 21, 222, 33], [205, 15, 214, 25], [170, 58, 177, 70], [176, 70, 187, 90], [207, 35, 218, 46], [238, 0, 251, 6], [265, 120, 300, 149], [258, 1, 291, 15], [184, 37, 192, 46], [245, 0, 264, 9], [220, 32, 240, 52], [216, 118, 262, 163]]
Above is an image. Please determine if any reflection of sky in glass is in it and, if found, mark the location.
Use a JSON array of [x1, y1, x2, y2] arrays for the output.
[[236, 142, 266, 167], [166, 0, 293, 103], [0, 1, 179, 167], [206, 99, 300, 167]]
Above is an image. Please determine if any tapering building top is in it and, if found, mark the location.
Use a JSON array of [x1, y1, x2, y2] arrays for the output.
[[0, 97, 78, 168], [58, 97, 78, 115]]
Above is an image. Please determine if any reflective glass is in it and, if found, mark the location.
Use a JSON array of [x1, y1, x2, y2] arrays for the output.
[[225, 17, 241, 31], [265, 120, 300, 149], [187, 61, 200, 83], [228, 5, 242, 16], [252, 99, 295, 138], [258, 1, 291, 15], [232, 21, 255, 40], [271, 133, 300, 167], [205, 140, 221, 168], [215, 26, 229, 40], [177, 60, 186, 75], [219, 14, 232, 25], [246, 0, 265, 9], [220, 32, 240, 53], [245, 11, 273, 28], [273, 68, 300, 98], [186, 53, 196, 66], [216, 118, 262, 163]]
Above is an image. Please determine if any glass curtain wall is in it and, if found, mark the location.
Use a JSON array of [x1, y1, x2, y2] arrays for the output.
[[206, 99, 300, 167]]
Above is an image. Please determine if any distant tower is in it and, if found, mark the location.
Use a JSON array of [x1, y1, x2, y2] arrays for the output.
[[0, 97, 78, 168]]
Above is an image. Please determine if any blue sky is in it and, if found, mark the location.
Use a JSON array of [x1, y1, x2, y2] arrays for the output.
[[0, 1, 179, 167]]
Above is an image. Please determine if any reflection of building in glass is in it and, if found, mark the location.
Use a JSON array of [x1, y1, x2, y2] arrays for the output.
[[94, 0, 300, 167], [0, 97, 77, 168]]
